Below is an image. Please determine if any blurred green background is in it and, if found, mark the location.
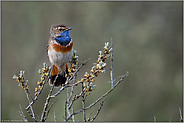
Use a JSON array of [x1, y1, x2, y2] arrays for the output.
[[1, 1, 183, 122]]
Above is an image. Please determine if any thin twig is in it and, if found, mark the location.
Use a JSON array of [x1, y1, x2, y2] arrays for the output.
[[27, 91, 34, 102], [18, 104, 28, 122], [50, 81, 69, 98], [68, 80, 82, 87], [66, 73, 76, 121], [68, 88, 85, 110], [87, 108, 95, 122], [91, 97, 106, 122], [69, 84, 74, 102], [54, 112, 57, 122], [25, 90, 36, 121], [179, 107, 183, 122], [154, 115, 156, 122], [66, 88, 72, 120], [169, 117, 171, 122], [81, 82, 86, 122], [44, 99, 58, 121], [40, 95, 51, 121], [72, 107, 75, 122], [65, 98, 67, 120], [23, 104, 38, 122], [35, 112, 41, 121], [110, 37, 114, 88]]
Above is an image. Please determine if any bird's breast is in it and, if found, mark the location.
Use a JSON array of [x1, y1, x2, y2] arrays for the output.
[[47, 39, 73, 67], [52, 39, 73, 53]]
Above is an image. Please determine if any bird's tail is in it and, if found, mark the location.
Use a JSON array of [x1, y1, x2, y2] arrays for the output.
[[49, 64, 68, 87]]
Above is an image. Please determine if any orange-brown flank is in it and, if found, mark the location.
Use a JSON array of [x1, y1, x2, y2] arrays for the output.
[[52, 41, 73, 53], [51, 64, 69, 76], [51, 65, 59, 76]]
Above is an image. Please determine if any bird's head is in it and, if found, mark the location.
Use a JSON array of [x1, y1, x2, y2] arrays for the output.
[[50, 24, 72, 38]]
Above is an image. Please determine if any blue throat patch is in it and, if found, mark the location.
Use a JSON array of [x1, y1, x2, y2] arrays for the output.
[[55, 30, 71, 46]]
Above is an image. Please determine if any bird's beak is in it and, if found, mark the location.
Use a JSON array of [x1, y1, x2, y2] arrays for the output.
[[68, 27, 72, 30]]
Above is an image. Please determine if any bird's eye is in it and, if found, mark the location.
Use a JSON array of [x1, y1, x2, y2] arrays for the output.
[[58, 27, 65, 31]]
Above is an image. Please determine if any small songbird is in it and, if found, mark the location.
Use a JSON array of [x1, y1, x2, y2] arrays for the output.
[[47, 24, 73, 87]]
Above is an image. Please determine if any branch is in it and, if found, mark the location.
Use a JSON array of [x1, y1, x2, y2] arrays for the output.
[[72, 107, 75, 122], [26, 71, 50, 110], [22, 104, 38, 122], [40, 74, 59, 121], [25, 90, 36, 121], [66, 88, 73, 120], [68, 84, 74, 102], [65, 98, 67, 120], [44, 99, 58, 121], [81, 82, 86, 122], [179, 107, 183, 122], [85, 71, 129, 110], [40, 94, 51, 121], [91, 97, 106, 122], [65, 71, 129, 121], [110, 37, 114, 88], [68, 88, 85, 110], [50, 83, 69, 98]]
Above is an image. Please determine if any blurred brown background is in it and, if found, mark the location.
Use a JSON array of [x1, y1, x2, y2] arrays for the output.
[[1, 1, 183, 122]]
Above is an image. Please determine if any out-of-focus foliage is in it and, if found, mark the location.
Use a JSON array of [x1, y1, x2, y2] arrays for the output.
[[1, 1, 182, 122]]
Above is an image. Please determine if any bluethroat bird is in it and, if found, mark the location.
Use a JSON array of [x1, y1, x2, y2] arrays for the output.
[[47, 24, 73, 87]]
